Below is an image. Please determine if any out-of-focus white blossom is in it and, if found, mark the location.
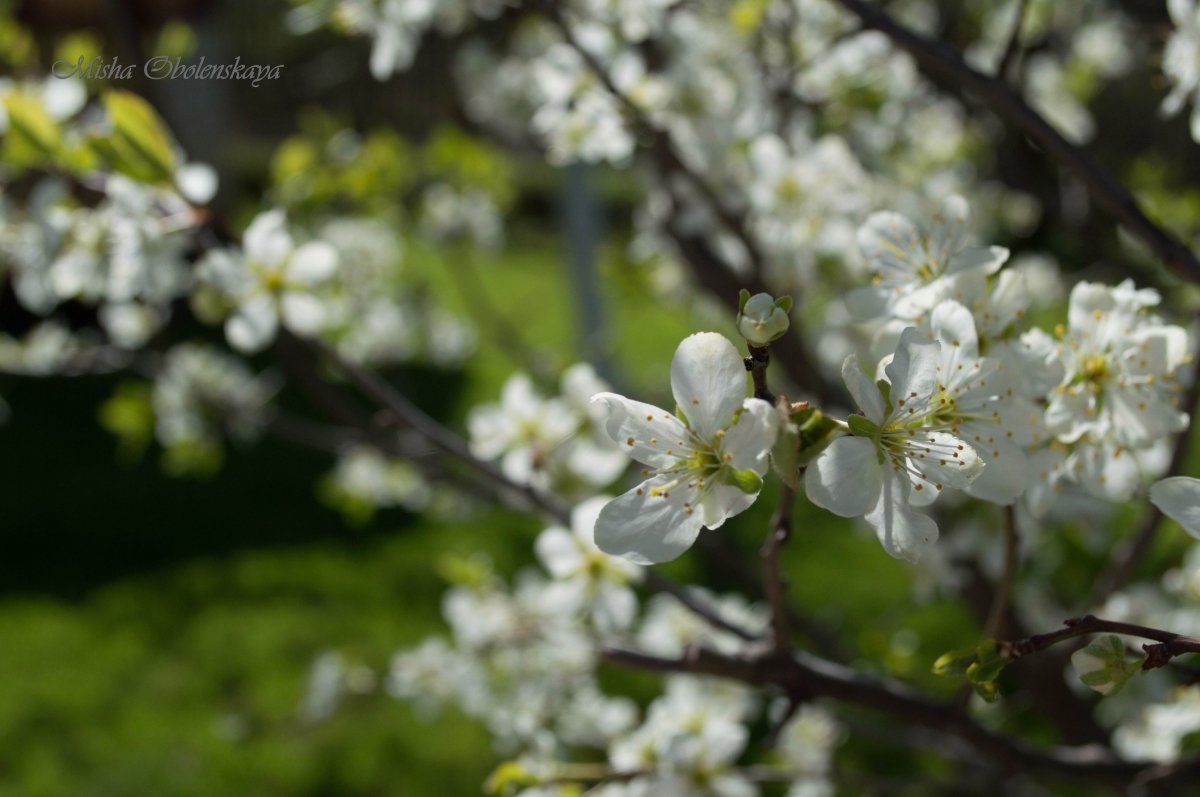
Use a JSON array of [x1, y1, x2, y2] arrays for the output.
[[152, 343, 276, 447], [469, 364, 627, 496]]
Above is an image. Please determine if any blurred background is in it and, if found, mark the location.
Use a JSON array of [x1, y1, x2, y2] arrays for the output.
[[4, 1, 1200, 795]]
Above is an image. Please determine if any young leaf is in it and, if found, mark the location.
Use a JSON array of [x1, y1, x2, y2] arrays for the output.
[[2, 93, 62, 166], [102, 90, 178, 183], [1070, 634, 1145, 696]]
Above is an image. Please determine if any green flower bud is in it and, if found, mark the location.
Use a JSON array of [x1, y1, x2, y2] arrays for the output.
[[737, 292, 791, 345]]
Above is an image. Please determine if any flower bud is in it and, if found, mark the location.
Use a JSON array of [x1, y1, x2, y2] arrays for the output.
[[737, 291, 792, 345]]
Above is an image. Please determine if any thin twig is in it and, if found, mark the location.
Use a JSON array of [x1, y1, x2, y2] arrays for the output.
[[1001, 614, 1200, 670], [745, 343, 775, 403], [763, 483, 796, 654], [829, 0, 1200, 285]]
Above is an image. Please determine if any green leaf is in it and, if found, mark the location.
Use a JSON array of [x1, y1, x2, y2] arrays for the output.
[[434, 554, 493, 588], [97, 381, 154, 466], [102, 90, 177, 183], [2, 93, 62, 166], [161, 438, 223, 478], [1070, 634, 1145, 696], [483, 760, 537, 795], [971, 678, 1001, 703], [932, 645, 978, 676]]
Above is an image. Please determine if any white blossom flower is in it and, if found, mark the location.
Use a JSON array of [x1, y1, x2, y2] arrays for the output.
[[805, 329, 985, 560], [1114, 685, 1200, 763], [609, 676, 754, 780], [535, 496, 643, 633], [845, 196, 1009, 323], [1150, 477, 1200, 538], [468, 366, 626, 494], [591, 332, 778, 564], [153, 343, 276, 447], [921, 300, 1039, 505], [196, 210, 339, 353], [1042, 279, 1191, 450]]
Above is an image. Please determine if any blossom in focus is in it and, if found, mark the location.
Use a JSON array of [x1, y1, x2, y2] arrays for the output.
[[920, 300, 1039, 505], [805, 329, 985, 560], [591, 332, 778, 565]]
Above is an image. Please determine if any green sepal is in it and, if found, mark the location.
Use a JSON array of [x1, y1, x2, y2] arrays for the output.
[[771, 420, 802, 490], [675, 404, 690, 428], [876, 379, 892, 407], [847, 414, 879, 439], [774, 295, 793, 314], [725, 467, 764, 495], [794, 407, 841, 467], [738, 288, 751, 313]]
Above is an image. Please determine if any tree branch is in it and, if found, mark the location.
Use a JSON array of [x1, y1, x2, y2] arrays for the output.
[[601, 644, 1174, 787]]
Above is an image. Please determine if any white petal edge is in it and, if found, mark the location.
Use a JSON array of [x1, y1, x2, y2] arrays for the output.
[[1150, 477, 1200, 538]]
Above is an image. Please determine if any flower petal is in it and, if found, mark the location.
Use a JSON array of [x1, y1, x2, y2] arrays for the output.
[[591, 392, 691, 469], [571, 495, 612, 548], [281, 291, 327, 335], [804, 436, 882, 518], [243, 209, 292, 268], [593, 477, 705, 565], [884, 328, 940, 412], [905, 431, 985, 491], [945, 245, 1008, 277], [865, 470, 938, 561], [670, 332, 747, 437], [1150, 477, 1200, 538], [535, 526, 585, 578], [841, 354, 886, 423], [930, 299, 979, 359], [288, 241, 339, 284], [226, 295, 278, 352], [722, 398, 778, 473]]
